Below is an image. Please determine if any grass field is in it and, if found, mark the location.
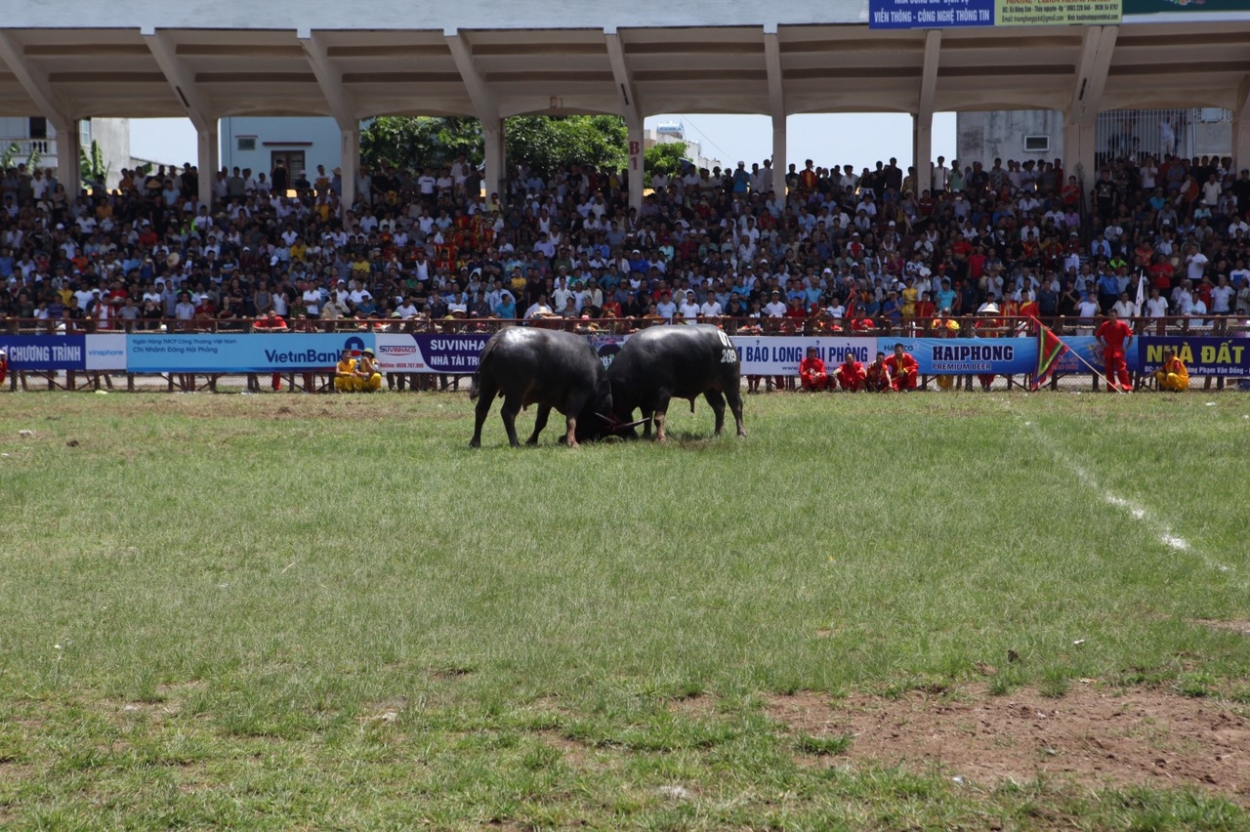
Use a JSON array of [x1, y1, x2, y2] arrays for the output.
[[2, 388, 1249, 830]]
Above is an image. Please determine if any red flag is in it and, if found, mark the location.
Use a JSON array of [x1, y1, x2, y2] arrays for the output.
[[1032, 323, 1069, 390]]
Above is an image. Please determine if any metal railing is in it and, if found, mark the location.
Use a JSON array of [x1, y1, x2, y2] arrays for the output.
[[1096, 108, 1231, 162]]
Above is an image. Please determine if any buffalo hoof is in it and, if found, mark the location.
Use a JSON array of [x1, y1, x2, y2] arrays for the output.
[[469, 438, 481, 448]]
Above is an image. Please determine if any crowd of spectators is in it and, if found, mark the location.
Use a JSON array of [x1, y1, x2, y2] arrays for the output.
[[2, 147, 1250, 339]]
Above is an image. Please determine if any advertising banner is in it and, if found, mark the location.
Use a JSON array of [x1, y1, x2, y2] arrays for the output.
[[871, 0, 1119, 27], [127, 333, 374, 373], [1139, 336, 1250, 376], [85, 334, 127, 371], [880, 336, 1039, 375], [870, 0, 994, 28], [372, 333, 490, 374], [0, 334, 86, 371], [996, 0, 1121, 25], [731, 336, 876, 376], [1053, 335, 1143, 375]]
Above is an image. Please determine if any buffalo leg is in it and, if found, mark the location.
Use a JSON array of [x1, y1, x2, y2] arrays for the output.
[[704, 389, 727, 437], [527, 404, 551, 445], [563, 415, 580, 449], [470, 381, 498, 447], [725, 383, 747, 437], [653, 393, 672, 442], [500, 393, 524, 447]]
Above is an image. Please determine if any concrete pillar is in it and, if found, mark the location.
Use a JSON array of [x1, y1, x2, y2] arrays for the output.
[[1234, 113, 1250, 174], [55, 119, 80, 198], [627, 124, 644, 215], [197, 124, 218, 209], [913, 113, 932, 194], [771, 115, 787, 198], [340, 127, 359, 216], [1062, 116, 1097, 196], [483, 118, 505, 203]]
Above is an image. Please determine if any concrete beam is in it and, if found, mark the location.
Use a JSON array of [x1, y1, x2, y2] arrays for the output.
[[763, 25, 786, 197], [604, 29, 641, 127], [142, 27, 213, 133], [1233, 75, 1250, 172], [298, 30, 356, 130], [606, 29, 645, 214], [1068, 25, 1118, 127], [0, 31, 71, 128], [444, 30, 498, 123], [915, 29, 941, 194]]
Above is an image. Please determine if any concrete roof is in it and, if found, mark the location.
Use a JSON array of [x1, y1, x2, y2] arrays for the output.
[[0, 6, 1248, 126]]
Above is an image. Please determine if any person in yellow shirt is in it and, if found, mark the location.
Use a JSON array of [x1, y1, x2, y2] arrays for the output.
[[354, 347, 382, 392], [901, 276, 918, 319], [1155, 346, 1189, 391], [290, 237, 308, 262], [334, 349, 358, 392]]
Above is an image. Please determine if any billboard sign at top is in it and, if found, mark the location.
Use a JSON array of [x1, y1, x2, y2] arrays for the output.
[[869, 0, 1121, 27]]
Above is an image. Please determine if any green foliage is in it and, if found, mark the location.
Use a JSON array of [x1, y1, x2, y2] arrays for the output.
[[644, 141, 688, 178], [0, 141, 17, 170], [79, 140, 107, 191], [360, 116, 483, 171], [505, 115, 627, 176], [360, 115, 628, 177]]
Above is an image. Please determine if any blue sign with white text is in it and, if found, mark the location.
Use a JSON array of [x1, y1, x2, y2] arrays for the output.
[[869, 0, 995, 28], [885, 337, 1039, 375], [0, 335, 87, 371]]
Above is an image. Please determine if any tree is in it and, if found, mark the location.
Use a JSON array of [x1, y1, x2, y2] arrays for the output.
[[505, 115, 627, 176], [360, 116, 482, 171], [644, 141, 688, 179], [360, 115, 628, 177], [80, 140, 107, 191]]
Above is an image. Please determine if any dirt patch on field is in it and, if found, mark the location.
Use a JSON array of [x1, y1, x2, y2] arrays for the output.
[[1194, 619, 1250, 637], [766, 684, 1250, 800]]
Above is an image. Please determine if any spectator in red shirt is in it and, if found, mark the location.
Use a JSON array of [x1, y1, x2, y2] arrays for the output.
[[884, 343, 919, 391], [835, 353, 867, 391], [1095, 306, 1134, 391], [798, 347, 829, 391]]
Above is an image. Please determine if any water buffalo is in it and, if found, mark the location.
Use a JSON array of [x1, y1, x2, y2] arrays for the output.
[[469, 327, 613, 448], [608, 324, 746, 441]]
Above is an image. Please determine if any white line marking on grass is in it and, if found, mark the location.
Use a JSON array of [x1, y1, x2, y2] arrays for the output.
[[1004, 404, 1227, 575]]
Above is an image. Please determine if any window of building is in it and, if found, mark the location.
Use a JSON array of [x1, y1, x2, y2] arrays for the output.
[[237, 136, 257, 152], [28, 117, 47, 140], [1023, 135, 1050, 153]]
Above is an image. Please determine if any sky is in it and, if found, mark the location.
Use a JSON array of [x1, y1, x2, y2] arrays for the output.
[[129, 113, 958, 173]]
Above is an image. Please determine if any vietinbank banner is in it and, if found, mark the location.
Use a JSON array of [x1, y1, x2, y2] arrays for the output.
[[731, 336, 875, 375], [1139, 336, 1250, 376], [0, 334, 86, 370], [127, 333, 374, 373], [882, 337, 1039, 375]]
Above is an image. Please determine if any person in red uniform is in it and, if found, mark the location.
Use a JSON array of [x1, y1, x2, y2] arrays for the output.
[[1095, 306, 1134, 391], [884, 343, 919, 391], [0, 348, 7, 387], [798, 347, 829, 391], [835, 353, 867, 392], [864, 351, 892, 392], [253, 309, 289, 391]]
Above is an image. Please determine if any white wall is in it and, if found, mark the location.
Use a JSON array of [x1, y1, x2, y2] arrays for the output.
[[957, 110, 1063, 166]]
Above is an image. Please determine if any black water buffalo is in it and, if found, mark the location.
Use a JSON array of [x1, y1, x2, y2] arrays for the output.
[[469, 327, 612, 448], [608, 324, 746, 442]]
